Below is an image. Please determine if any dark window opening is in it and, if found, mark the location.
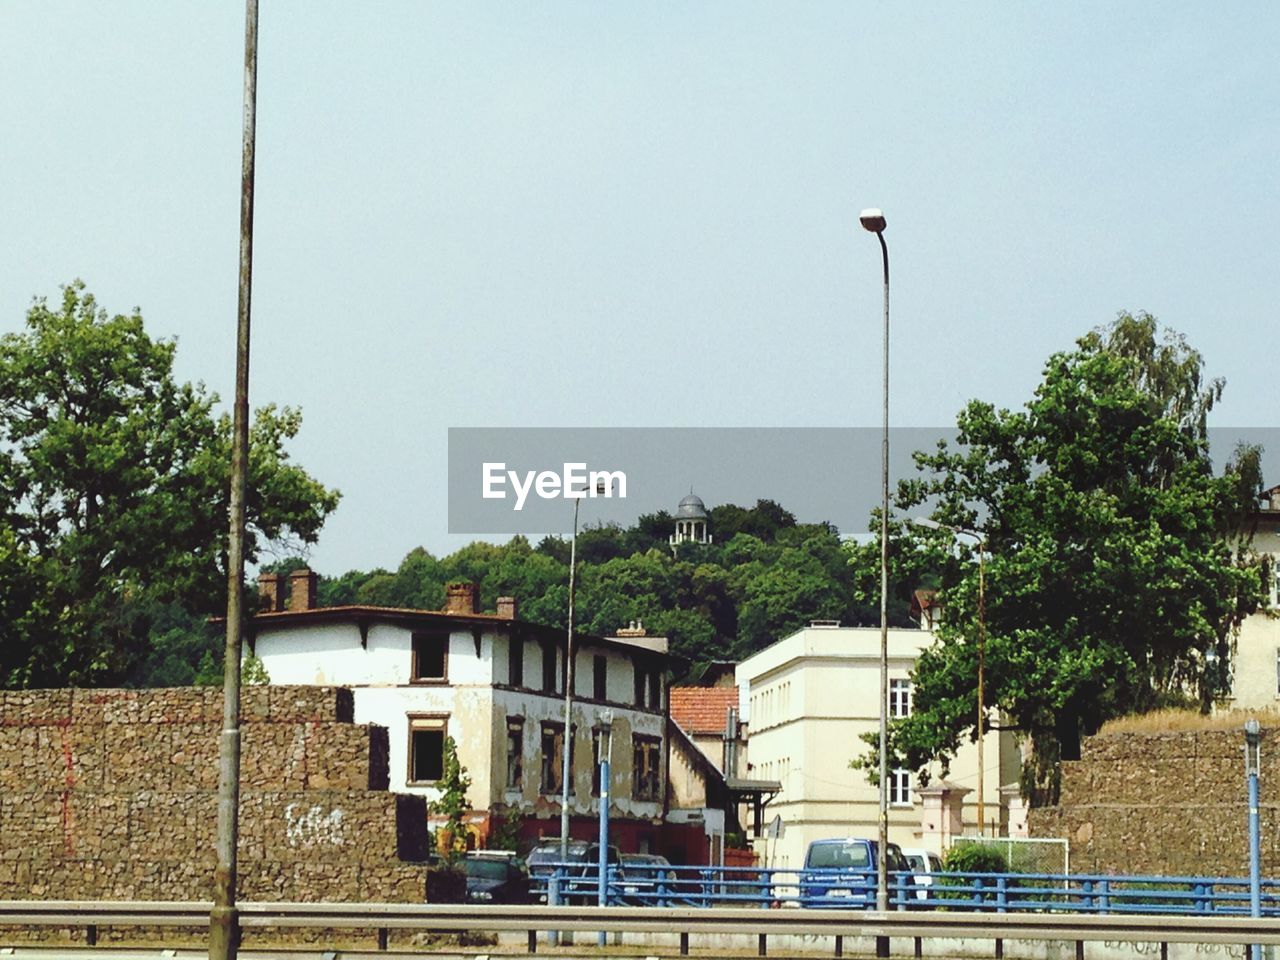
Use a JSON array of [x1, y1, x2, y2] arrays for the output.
[[409, 720, 446, 783], [633, 664, 645, 706], [509, 636, 524, 687], [541, 642, 557, 693], [411, 631, 448, 682], [506, 719, 524, 790], [540, 722, 573, 796], [593, 655, 607, 700], [632, 735, 661, 801], [647, 668, 661, 710]]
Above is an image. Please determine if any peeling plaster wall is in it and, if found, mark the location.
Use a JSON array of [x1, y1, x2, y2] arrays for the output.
[[256, 618, 669, 830]]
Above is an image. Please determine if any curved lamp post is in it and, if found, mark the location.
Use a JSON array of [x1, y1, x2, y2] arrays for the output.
[[859, 208, 890, 924]]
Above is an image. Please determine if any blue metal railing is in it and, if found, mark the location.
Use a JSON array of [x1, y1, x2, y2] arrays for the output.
[[528, 863, 1280, 915]]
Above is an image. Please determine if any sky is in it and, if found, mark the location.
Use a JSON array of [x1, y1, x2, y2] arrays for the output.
[[2, 3, 1278, 575]]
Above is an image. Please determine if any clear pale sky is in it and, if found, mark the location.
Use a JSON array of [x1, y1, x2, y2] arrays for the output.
[[2, 4, 1277, 573]]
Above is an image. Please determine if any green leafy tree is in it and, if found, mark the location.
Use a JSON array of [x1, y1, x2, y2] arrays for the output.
[[873, 313, 1265, 802], [0, 282, 340, 688]]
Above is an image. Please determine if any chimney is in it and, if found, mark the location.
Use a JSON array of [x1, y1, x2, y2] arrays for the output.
[[288, 568, 317, 611], [496, 596, 518, 620], [258, 572, 285, 612], [444, 581, 479, 616], [615, 619, 647, 638]]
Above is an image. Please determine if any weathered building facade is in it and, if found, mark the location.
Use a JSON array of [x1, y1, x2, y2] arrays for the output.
[[251, 577, 677, 852]]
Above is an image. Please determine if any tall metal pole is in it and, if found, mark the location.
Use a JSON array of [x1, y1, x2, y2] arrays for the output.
[[559, 496, 581, 858], [597, 713, 613, 947], [1245, 720, 1262, 960], [859, 208, 891, 947], [210, 2, 258, 957], [976, 542, 986, 837]]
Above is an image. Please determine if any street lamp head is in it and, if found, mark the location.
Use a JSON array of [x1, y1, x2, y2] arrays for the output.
[[913, 517, 942, 531], [1246, 718, 1261, 743], [860, 208, 886, 233]]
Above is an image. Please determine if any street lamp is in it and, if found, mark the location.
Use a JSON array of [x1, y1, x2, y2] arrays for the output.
[[860, 207, 890, 923], [914, 518, 988, 836], [1244, 719, 1262, 960]]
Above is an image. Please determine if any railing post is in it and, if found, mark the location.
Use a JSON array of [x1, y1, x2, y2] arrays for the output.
[[1082, 879, 1094, 911], [973, 876, 984, 910], [1098, 879, 1110, 915], [1194, 883, 1207, 914], [997, 875, 1008, 914]]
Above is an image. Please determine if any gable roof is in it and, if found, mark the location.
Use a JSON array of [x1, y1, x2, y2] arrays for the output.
[[669, 686, 738, 736]]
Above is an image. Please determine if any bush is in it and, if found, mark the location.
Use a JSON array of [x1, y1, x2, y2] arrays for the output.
[[942, 844, 1008, 874], [935, 844, 1011, 907]]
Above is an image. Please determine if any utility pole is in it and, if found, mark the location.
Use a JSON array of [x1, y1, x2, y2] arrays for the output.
[[210, 2, 258, 957]]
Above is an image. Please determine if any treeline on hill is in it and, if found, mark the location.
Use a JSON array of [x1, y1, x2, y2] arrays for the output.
[[311, 499, 908, 668]]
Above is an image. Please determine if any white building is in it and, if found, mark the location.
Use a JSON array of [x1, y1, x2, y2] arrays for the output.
[[250, 575, 675, 852], [1218, 486, 1280, 710], [736, 622, 1020, 868]]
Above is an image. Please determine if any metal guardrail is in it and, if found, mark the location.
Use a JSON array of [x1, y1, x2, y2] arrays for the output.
[[8, 900, 1280, 954], [534, 863, 1280, 915]]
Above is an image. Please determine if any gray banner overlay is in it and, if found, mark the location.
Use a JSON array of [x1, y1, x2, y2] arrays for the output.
[[448, 427, 1280, 536]]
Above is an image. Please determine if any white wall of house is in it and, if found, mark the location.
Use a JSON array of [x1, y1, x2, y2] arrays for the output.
[[1221, 513, 1280, 711], [253, 617, 667, 822], [737, 624, 1019, 868]]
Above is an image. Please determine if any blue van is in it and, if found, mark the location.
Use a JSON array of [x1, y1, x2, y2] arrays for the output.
[[799, 838, 916, 908]]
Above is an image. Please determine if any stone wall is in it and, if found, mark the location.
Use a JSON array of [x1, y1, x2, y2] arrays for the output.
[[0, 686, 429, 924], [1029, 729, 1274, 878]]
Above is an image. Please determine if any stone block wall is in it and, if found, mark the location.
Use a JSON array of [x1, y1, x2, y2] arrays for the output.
[[1029, 729, 1274, 878], [0, 686, 428, 912]]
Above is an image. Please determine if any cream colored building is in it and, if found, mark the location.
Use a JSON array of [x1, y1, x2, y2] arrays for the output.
[[736, 622, 1020, 868], [1219, 488, 1280, 710]]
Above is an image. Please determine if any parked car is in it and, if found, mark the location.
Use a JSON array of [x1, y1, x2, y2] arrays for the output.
[[526, 839, 621, 904], [618, 853, 675, 903], [799, 838, 917, 908], [900, 847, 944, 901], [462, 852, 531, 904]]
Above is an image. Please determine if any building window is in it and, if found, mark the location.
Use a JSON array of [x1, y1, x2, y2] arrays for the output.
[[508, 636, 524, 687], [540, 722, 574, 796], [408, 715, 447, 784], [634, 664, 645, 706], [889, 679, 912, 718], [410, 631, 448, 682], [541, 641, 557, 693], [889, 768, 912, 806], [506, 719, 524, 790], [647, 668, 662, 710], [632, 735, 661, 801], [593, 655, 607, 700]]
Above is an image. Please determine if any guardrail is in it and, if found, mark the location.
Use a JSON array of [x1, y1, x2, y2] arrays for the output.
[[8, 900, 1280, 956], [532, 863, 1280, 915]]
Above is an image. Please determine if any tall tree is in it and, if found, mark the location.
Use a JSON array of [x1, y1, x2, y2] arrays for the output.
[[880, 313, 1265, 801], [0, 282, 340, 687]]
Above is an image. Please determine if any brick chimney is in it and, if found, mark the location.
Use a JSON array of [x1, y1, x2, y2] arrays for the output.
[[496, 596, 518, 620], [288, 568, 317, 611], [258, 572, 285, 612], [444, 581, 479, 616]]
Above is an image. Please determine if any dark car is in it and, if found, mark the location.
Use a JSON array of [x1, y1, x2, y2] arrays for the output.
[[618, 853, 675, 904], [462, 853, 530, 904], [526, 839, 621, 904], [799, 838, 917, 908]]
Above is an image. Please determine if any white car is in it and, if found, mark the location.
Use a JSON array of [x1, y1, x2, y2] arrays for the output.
[[900, 848, 944, 901]]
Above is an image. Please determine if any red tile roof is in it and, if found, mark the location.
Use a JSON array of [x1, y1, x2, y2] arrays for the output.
[[669, 686, 738, 736]]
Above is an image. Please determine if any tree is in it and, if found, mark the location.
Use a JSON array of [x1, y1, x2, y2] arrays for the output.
[[431, 736, 472, 864], [0, 282, 340, 688], [879, 313, 1265, 801]]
